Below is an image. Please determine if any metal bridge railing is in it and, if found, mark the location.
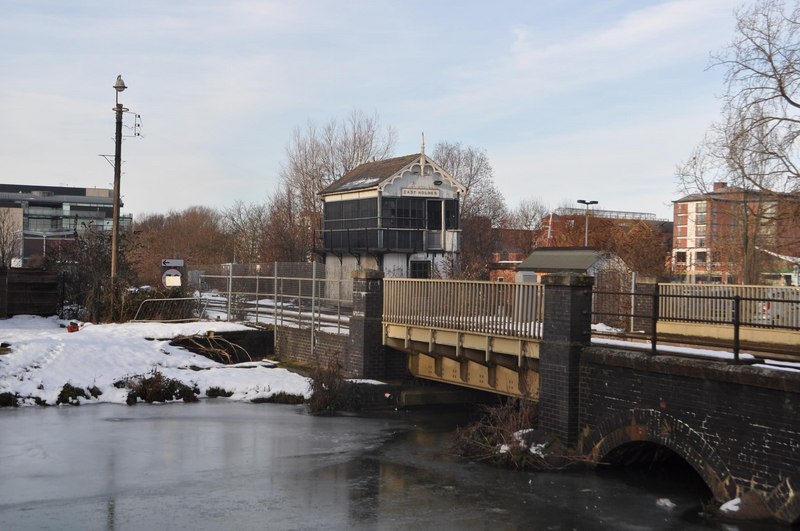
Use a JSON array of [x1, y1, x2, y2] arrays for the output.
[[383, 279, 545, 339], [593, 283, 800, 362]]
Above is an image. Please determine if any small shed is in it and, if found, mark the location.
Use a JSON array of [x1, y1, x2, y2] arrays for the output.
[[516, 247, 633, 329], [515, 247, 629, 283]]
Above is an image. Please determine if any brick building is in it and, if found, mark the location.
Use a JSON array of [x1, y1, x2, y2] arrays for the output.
[[672, 182, 800, 284]]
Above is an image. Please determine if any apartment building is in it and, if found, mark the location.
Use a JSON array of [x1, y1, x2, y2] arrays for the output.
[[672, 182, 800, 284], [0, 183, 132, 267]]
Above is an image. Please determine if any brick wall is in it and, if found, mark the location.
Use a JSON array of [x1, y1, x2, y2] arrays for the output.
[[579, 347, 800, 522], [273, 269, 408, 380], [274, 326, 350, 371]]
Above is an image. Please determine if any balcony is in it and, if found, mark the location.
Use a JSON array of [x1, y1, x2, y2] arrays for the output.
[[318, 228, 460, 254]]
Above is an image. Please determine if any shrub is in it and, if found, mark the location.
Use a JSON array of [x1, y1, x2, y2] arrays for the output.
[[251, 392, 305, 404], [307, 354, 362, 414], [451, 398, 553, 469], [124, 370, 199, 405], [0, 392, 18, 407], [206, 386, 234, 398], [56, 383, 89, 406]]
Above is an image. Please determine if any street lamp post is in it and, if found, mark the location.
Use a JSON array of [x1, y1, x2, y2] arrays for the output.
[[577, 199, 598, 247], [111, 75, 127, 282]]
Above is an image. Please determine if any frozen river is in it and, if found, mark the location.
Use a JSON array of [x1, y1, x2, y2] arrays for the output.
[[0, 401, 762, 530]]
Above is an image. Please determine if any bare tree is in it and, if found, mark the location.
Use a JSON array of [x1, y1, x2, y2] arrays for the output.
[[509, 198, 548, 232], [130, 207, 231, 286], [262, 182, 310, 263], [712, 0, 800, 195], [676, 0, 800, 283], [678, 104, 784, 283], [279, 109, 397, 260], [431, 142, 508, 279], [221, 201, 270, 264], [0, 206, 22, 268], [432, 142, 508, 225]]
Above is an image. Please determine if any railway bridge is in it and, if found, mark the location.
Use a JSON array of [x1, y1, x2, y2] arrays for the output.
[[202, 267, 799, 523], [376, 273, 800, 523]]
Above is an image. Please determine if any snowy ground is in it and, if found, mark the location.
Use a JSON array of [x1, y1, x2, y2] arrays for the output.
[[0, 315, 312, 406]]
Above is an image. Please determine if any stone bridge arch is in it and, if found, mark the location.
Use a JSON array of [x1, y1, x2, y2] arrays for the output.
[[580, 408, 737, 503]]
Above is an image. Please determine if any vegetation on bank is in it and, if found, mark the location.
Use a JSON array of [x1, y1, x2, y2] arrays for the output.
[[307, 354, 365, 414], [452, 399, 581, 470]]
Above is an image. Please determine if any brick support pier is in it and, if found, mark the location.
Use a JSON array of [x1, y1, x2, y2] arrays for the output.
[[538, 273, 594, 447], [348, 269, 386, 379]]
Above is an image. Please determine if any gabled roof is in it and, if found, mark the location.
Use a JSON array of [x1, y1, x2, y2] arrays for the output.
[[319, 154, 421, 195], [517, 247, 605, 273]]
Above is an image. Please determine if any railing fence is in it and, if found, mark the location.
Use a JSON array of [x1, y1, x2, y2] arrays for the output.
[[383, 279, 545, 339]]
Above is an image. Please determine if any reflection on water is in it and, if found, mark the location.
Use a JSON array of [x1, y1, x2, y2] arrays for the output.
[[0, 402, 762, 530]]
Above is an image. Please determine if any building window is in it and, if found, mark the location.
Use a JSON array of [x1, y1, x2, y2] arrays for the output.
[[444, 199, 459, 229], [696, 225, 706, 237], [695, 251, 707, 264], [695, 214, 707, 225], [324, 198, 378, 230], [410, 260, 431, 279], [675, 251, 687, 264], [696, 202, 707, 213], [382, 198, 425, 229]]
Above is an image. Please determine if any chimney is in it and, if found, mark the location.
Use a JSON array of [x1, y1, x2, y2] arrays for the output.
[[713, 182, 727, 191]]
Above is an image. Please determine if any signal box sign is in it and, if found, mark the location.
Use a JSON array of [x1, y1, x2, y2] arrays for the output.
[[161, 258, 184, 267], [162, 268, 182, 288]]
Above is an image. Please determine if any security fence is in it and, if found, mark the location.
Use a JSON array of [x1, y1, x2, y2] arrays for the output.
[[196, 262, 353, 334]]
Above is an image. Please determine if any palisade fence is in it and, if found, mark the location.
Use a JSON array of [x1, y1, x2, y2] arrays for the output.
[[658, 283, 800, 330], [383, 279, 545, 339], [593, 282, 800, 333], [194, 262, 354, 334]]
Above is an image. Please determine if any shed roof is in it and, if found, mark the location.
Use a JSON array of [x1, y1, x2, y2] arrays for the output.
[[319, 154, 422, 195], [517, 248, 604, 273]]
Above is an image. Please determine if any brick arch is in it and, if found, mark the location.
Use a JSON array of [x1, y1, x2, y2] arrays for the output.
[[581, 408, 737, 502], [766, 470, 800, 524]]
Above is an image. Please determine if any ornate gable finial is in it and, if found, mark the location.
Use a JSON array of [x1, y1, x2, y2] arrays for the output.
[[420, 132, 425, 175]]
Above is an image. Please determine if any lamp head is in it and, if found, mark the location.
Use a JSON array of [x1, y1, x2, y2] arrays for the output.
[[113, 75, 127, 93]]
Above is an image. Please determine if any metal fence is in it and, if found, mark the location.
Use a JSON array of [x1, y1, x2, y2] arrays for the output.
[[131, 297, 209, 322], [197, 262, 353, 335], [659, 283, 800, 330], [593, 283, 800, 360], [383, 278, 545, 339]]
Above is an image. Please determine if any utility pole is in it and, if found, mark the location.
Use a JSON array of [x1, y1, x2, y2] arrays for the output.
[[111, 75, 127, 281]]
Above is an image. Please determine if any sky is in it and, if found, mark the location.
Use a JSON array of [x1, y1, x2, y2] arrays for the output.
[[0, 0, 747, 221]]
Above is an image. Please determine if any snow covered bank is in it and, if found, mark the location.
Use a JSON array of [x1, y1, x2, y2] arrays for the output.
[[0, 315, 311, 406]]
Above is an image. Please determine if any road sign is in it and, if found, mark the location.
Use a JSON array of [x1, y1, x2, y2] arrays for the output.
[[162, 268, 182, 288], [161, 259, 184, 267]]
